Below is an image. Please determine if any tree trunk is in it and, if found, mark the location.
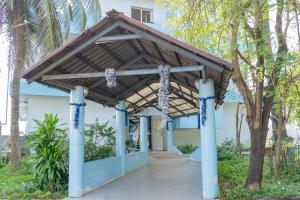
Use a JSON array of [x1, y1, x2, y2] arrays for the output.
[[271, 109, 288, 140], [245, 127, 268, 189], [236, 103, 244, 156], [10, 1, 26, 167], [274, 128, 283, 177]]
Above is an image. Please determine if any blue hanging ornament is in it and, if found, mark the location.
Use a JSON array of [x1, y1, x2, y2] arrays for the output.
[[70, 103, 86, 128], [199, 96, 216, 126]]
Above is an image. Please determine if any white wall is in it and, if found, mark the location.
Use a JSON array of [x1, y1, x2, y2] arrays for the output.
[[216, 103, 250, 146], [100, 0, 168, 25], [26, 95, 116, 133], [174, 103, 251, 146]]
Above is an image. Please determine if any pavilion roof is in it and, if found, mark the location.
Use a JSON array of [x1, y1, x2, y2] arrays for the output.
[[21, 10, 235, 119]]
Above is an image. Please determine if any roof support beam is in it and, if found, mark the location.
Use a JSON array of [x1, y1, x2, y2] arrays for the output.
[[27, 21, 122, 83], [95, 34, 142, 44], [42, 65, 205, 81], [114, 75, 156, 99], [169, 77, 198, 93], [89, 54, 147, 89], [118, 21, 224, 72], [42, 80, 116, 104]]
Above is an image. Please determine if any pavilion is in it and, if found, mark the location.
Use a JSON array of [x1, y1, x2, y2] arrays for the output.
[[21, 10, 235, 199]]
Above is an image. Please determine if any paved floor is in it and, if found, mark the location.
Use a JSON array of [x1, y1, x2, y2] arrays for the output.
[[76, 153, 202, 200]]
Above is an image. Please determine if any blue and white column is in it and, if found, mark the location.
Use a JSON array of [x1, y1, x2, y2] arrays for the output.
[[116, 101, 126, 176], [139, 115, 149, 152], [199, 79, 218, 199], [167, 120, 174, 152], [69, 86, 86, 197]]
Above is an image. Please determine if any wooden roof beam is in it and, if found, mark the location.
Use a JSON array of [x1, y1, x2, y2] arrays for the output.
[[42, 65, 205, 81], [118, 21, 224, 72], [95, 34, 142, 44], [89, 53, 147, 89], [27, 22, 122, 83]]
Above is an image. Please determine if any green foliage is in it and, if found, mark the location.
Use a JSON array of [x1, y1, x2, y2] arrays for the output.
[[219, 157, 300, 200], [217, 139, 238, 160], [30, 114, 68, 192], [0, 0, 102, 65], [0, 158, 67, 199], [177, 144, 197, 154], [84, 120, 116, 162], [126, 140, 139, 153]]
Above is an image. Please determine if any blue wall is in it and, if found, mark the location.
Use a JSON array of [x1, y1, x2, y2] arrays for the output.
[[83, 156, 122, 193], [125, 151, 148, 173], [20, 79, 68, 97], [83, 152, 149, 193]]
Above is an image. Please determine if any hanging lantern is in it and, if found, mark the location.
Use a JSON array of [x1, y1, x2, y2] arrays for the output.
[[158, 65, 170, 128], [105, 68, 117, 88]]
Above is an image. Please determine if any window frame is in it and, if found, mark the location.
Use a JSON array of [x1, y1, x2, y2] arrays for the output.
[[131, 6, 153, 23]]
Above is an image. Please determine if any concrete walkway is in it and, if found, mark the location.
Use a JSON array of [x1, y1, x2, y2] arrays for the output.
[[76, 153, 202, 200]]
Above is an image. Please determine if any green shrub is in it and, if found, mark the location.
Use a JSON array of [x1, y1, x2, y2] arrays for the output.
[[177, 144, 197, 154], [30, 114, 68, 192], [218, 157, 300, 200], [84, 120, 116, 162], [126, 140, 139, 153], [217, 139, 238, 160]]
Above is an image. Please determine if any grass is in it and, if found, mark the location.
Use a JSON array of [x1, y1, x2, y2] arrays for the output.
[[218, 157, 300, 200], [0, 159, 67, 199]]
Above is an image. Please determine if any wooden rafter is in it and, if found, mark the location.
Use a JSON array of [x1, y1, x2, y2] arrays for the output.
[[42, 65, 205, 81]]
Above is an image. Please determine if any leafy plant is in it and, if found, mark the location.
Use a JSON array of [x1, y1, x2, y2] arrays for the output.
[[177, 144, 197, 154], [0, 158, 67, 199], [217, 139, 238, 161], [30, 114, 67, 192], [126, 140, 139, 153], [218, 157, 300, 200], [84, 120, 116, 162]]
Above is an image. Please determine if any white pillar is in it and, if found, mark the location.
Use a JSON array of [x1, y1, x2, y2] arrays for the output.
[[69, 86, 85, 197], [199, 79, 218, 199], [139, 115, 148, 152], [116, 101, 126, 175], [167, 120, 174, 152]]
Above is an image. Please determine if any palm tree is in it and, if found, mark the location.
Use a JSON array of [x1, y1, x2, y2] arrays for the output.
[[0, 0, 101, 167]]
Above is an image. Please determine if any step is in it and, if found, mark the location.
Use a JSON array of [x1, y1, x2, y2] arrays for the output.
[[150, 151, 179, 159]]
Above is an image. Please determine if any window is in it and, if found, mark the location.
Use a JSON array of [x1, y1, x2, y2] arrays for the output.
[[131, 7, 153, 23]]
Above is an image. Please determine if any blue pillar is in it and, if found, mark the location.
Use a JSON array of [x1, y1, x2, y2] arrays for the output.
[[116, 101, 126, 175], [139, 115, 148, 152], [199, 79, 218, 199], [69, 86, 86, 197], [167, 120, 174, 152]]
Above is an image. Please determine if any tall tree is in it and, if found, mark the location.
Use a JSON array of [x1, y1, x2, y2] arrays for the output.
[[158, 0, 299, 188], [0, 0, 101, 167]]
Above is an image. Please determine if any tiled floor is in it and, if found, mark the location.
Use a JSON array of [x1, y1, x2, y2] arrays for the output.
[[74, 155, 202, 200]]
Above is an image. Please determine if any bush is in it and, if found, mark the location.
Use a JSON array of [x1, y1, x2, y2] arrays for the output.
[[219, 157, 300, 200], [217, 139, 238, 160], [30, 114, 68, 192], [126, 140, 139, 153], [84, 120, 116, 162], [177, 144, 197, 154]]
